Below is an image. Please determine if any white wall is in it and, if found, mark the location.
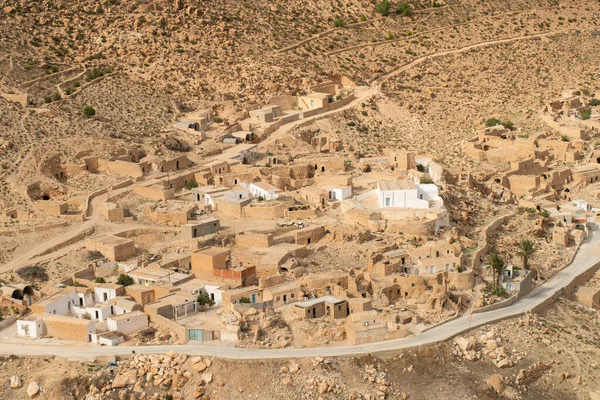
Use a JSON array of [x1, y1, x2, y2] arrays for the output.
[[44, 292, 78, 315], [224, 189, 249, 201], [94, 287, 118, 303], [107, 313, 148, 335], [203, 285, 223, 306], [17, 319, 45, 338], [377, 184, 441, 209], [249, 183, 278, 200], [73, 304, 113, 322], [331, 186, 352, 201]]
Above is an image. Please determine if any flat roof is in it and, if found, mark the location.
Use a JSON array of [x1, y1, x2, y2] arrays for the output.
[[195, 247, 230, 257], [294, 295, 345, 308], [146, 293, 196, 308], [250, 181, 279, 191], [223, 285, 261, 296], [378, 180, 416, 191], [108, 310, 147, 321], [90, 235, 133, 246], [41, 314, 93, 325], [125, 284, 154, 293], [129, 268, 191, 283], [96, 283, 124, 290]]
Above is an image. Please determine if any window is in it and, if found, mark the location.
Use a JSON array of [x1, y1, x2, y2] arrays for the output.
[[276, 296, 281, 301], [385, 198, 391, 206], [290, 293, 295, 298]]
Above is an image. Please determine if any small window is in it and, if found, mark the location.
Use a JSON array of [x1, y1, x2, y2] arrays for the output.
[[291, 293, 295, 298], [276, 296, 280, 301]]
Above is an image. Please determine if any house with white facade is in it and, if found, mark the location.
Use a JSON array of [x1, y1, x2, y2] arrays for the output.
[[249, 181, 282, 200], [323, 185, 352, 201], [106, 311, 148, 335], [376, 180, 442, 209]]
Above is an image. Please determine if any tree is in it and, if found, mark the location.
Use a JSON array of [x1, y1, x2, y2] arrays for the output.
[[376, 0, 392, 16], [116, 274, 134, 286], [396, 2, 412, 15], [589, 98, 600, 106], [94, 277, 106, 284], [486, 253, 506, 287], [197, 291, 215, 308], [83, 106, 96, 117], [516, 239, 535, 271]]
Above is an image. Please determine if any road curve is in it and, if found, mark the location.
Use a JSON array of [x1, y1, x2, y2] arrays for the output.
[[1, 224, 597, 360]]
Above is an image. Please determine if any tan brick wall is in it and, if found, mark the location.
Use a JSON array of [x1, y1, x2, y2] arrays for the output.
[[133, 184, 175, 201]]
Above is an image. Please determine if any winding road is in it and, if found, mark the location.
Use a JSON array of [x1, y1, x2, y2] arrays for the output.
[[1, 224, 597, 360]]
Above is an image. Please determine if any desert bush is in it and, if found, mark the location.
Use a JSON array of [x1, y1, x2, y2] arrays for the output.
[[17, 265, 49, 282], [376, 0, 392, 16], [83, 106, 96, 117], [485, 117, 501, 127], [334, 18, 346, 27], [116, 274, 134, 286], [164, 135, 190, 152], [397, 2, 412, 15]]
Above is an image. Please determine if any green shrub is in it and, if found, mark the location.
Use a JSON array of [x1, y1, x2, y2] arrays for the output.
[[83, 106, 96, 117], [396, 2, 412, 16], [561, 135, 570, 142], [501, 120, 514, 130], [386, 31, 394, 40], [213, 116, 224, 123], [185, 180, 198, 190], [197, 291, 215, 307], [416, 163, 426, 172], [44, 96, 52, 104], [116, 274, 134, 286], [376, 0, 392, 16], [360, 15, 367, 21], [333, 18, 346, 28], [52, 93, 61, 101], [485, 118, 501, 127], [581, 107, 592, 120], [589, 98, 600, 106], [239, 297, 251, 304], [94, 277, 106, 283]]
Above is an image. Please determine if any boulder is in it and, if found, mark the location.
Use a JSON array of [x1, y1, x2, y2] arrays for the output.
[[27, 382, 39, 397], [10, 376, 22, 389], [192, 362, 207, 372], [201, 373, 213, 384], [112, 370, 138, 388], [454, 336, 471, 352], [487, 374, 505, 394]]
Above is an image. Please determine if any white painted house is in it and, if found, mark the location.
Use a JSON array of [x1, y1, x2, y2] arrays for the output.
[[202, 285, 224, 306], [249, 181, 281, 200], [323, 186, 352, 201], [17, 315, 45, 338], [376, 180, 442, 209], [107, 311, 148, 335]]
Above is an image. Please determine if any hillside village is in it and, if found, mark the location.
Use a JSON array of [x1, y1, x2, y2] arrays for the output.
[[0, 85, 598, 354], [1, 0, 600, 398]]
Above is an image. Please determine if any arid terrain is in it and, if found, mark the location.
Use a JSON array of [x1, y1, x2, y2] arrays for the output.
[[1, 0, 600, 399]]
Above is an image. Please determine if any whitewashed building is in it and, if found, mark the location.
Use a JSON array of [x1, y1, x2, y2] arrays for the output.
[[376, 180, 442, 209]]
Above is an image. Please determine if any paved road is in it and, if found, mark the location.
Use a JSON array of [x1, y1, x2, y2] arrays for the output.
[[1, 224, 598, 360]]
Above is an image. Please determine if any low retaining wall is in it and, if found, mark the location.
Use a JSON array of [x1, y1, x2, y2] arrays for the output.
[[469, 212, 515, 271], [152, 314, 187, 342], [38, 225, 95, 257], [472, 295, 517, 314], [421, 312, 460, 333], [0, 222, 69, 236], [0, 315, 18, 331]]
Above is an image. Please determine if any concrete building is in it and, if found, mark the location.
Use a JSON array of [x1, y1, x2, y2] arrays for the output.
[[262, 282, 303, 308], [94, 283, 125, 303], [376, 180, 442, 209], [249, 181, 282, 200], [293, 295, 348, 319], [181, 217, 221, 239], [17, 314, 45, 338], [249, 105, 282, 124], [191, 247, 231, 280], [107, 310, 149, 335], [86, 235, 136, 262]]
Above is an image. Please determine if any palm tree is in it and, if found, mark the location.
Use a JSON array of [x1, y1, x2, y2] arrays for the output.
[[486, 253, 506, 287], [516, 239, 535, 271]]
